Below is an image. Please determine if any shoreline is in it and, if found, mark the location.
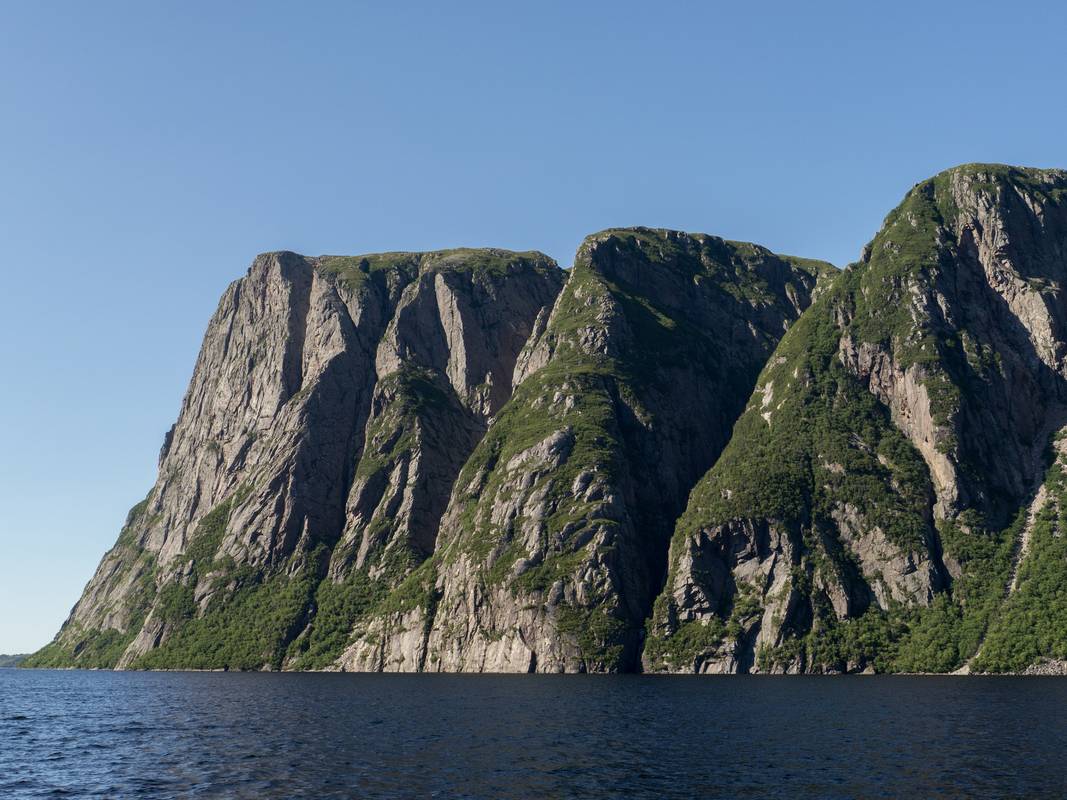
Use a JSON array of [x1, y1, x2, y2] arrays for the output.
[[14, 665, 1067, 677]]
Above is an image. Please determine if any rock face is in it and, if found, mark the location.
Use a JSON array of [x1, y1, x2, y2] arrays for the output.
[[29, 165, 1067, 675], [27, 249, 563, 670], [338, 229, 832, 672], [646, 165, 1067, 674]]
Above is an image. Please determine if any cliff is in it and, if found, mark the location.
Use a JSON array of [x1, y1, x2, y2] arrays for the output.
[[340, 229, 831, 672], [29, 163, 1067, 674], [646, 164, 1067, 673], [27, 248, 563, 669]]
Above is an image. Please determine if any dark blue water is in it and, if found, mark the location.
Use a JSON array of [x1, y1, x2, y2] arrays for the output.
[[2, 670, 1066, 799]]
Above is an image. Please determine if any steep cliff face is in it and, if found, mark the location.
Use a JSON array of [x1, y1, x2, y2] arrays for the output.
[[33, 164, 1067, 676], [646, 165, 1067, 674], [339, 229, 833, 673], [27, 249, 563, 670], [286, 253, 564, 669]]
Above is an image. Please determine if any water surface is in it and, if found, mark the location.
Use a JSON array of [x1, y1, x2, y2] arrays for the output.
[[1, 670, 1065, 798]]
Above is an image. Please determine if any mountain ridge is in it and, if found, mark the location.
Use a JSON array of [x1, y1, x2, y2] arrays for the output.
[[27, 163, 1067, 674]]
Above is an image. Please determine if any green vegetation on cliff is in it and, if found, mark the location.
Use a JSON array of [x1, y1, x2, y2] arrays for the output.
[[127, 486, 321, 671], [30, 171, 1067, 674], [649, 164, 1067, 674], [975, 440, 1067, 672], [678, 300, 934, 545], [374, 227, 832, 671]]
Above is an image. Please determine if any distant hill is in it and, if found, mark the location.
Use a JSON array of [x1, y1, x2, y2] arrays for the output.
[[0, 654, 28, 668]]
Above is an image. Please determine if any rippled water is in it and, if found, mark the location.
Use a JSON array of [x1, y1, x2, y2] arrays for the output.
[[2, 670, 1066, 798]]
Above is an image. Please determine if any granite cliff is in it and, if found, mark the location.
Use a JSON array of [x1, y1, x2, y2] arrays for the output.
[[339, 230, 831, 672], [28, 164, 1067, 674], [28, 248, 563, 669]]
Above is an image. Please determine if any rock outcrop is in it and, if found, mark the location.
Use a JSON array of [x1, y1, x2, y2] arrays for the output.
[[339, 229, 832, 672], [646, 165, 1067, 674]]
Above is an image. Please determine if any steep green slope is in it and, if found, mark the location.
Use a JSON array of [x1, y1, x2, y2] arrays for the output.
[[647, 164, 1067, 673], [973, 431, 1067, 673]]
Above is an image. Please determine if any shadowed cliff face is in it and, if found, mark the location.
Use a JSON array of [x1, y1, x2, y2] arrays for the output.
[[647, 165, 1067, 675], [28, 249, 564, 670], [338, 229, 833, 673]]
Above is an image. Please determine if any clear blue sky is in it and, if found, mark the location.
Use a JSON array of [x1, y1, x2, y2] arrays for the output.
[[2, 1, 1065, 653]]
